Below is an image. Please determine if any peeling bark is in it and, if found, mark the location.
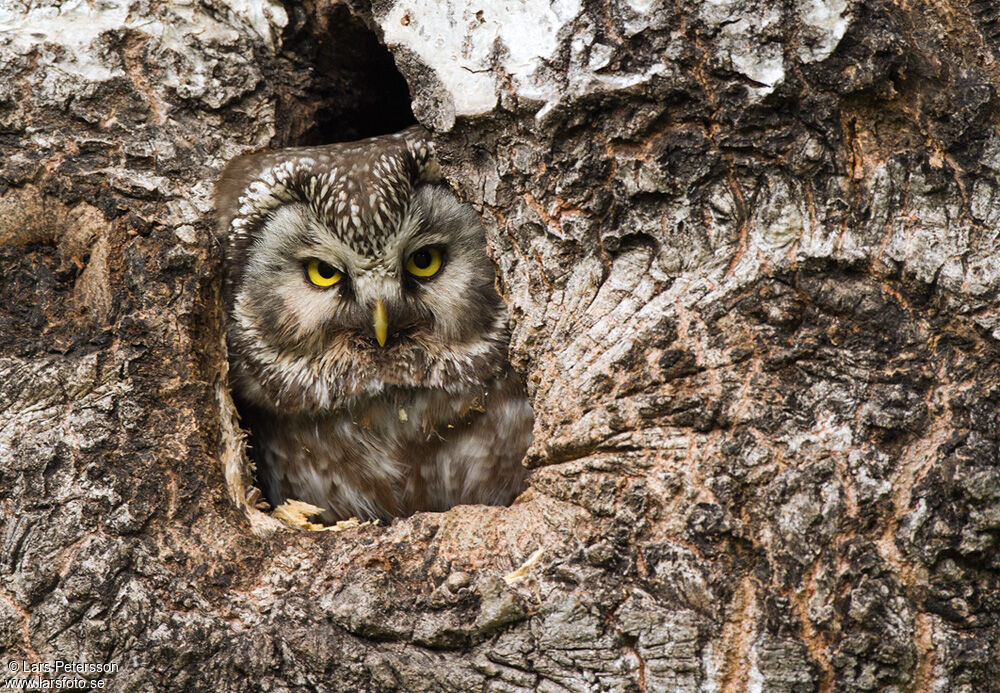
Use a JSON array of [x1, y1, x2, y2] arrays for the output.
[[2, 0, 1000, 691]]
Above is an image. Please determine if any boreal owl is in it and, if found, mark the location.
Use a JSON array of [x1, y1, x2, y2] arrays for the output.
[[216, 127, 532, 523]]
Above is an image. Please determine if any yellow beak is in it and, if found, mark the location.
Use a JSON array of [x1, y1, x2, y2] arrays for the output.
[[373, 299, 388, 347]]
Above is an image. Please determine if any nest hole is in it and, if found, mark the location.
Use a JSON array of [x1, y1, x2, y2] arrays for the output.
[[218, 7, 532, 534], [272, 2, 416, 147]]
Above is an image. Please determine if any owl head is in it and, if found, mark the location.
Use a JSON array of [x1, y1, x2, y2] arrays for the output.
[[217, 128, 511, 413]]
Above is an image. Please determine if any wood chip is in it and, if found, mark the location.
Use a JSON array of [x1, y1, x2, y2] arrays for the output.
[[272, 499, 368, 532], [504, 548, 544, 584]]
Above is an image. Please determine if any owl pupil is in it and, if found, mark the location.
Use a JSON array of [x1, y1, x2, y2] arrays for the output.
[[412, 250, 431, 269], [317, 261, 337, 278]]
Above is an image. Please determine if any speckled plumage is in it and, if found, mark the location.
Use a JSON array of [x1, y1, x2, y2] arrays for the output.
[[217, 127, 532, 522]]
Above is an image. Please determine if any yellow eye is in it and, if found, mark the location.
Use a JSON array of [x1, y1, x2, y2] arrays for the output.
[[405, 247, 443, 278], [305, 259, 342, 287]]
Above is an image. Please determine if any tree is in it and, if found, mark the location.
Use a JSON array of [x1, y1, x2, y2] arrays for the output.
[[2, 0, 999, 690]]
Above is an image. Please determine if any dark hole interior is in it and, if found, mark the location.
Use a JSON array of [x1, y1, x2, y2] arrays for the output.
[[272, 3, 416, 147]]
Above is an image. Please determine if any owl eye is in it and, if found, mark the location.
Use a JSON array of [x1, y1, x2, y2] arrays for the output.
[[405, 247, 443, 278], [305, 259, 343, 287]]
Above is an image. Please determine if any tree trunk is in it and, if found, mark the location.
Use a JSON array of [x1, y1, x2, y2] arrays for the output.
[[2, 0, 999, 690]]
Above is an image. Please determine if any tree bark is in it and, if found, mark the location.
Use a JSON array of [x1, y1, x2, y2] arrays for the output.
[[2, 0, 1000, 691]]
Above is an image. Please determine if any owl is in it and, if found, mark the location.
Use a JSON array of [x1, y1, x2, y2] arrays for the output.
[[216, 127, 532, 524]]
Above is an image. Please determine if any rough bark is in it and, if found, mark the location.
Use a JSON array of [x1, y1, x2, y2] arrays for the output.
[[2, 0, 1000, 691]]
